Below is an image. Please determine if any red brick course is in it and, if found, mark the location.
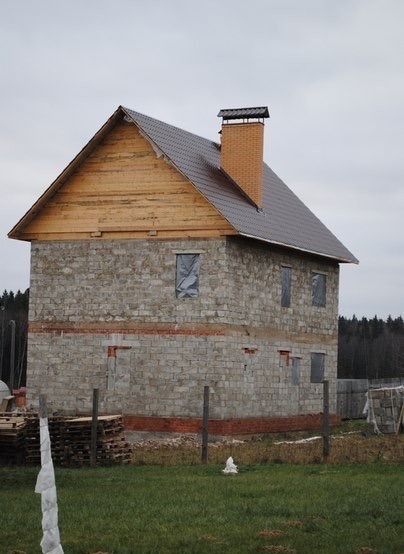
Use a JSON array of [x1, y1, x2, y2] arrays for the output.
[[28, 321, 227, 336], [124, 413, 341, 435]]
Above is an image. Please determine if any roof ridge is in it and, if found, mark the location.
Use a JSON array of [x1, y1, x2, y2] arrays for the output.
[[122, 106, 220, 148]]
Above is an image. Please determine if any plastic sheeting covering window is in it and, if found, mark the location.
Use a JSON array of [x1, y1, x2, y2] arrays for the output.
[[312, 273, 326, 307], [311, 353, 325, 383], [281, 266, 292, 307], [176, 254, 200, 298], [291, 357, 300, 385]]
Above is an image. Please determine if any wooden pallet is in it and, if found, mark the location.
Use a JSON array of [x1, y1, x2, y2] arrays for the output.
[[24, 414, 132, 467], [0, 416, 27, 464]]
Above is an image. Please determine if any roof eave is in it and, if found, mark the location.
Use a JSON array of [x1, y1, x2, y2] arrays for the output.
[[238, 232, 359, 264]]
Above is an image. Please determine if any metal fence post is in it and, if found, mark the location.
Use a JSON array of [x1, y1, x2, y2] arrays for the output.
[[9, 320, 16, 391], [201, 385, 210, 463], [90, 388, 99, 467], [322, 379, 330, 462], [0, 305, 5, 381], [39, 393, 48, 419]]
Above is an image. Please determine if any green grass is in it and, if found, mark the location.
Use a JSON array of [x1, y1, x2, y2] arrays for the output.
[[1, 464, 403, 554]]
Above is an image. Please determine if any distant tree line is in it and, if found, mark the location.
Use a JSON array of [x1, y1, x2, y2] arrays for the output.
[[338, 315, 404, 379], [0, 289, 29, 390], [0, 289, 403, 388]]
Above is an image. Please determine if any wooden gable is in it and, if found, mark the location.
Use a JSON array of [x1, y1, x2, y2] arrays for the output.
[[16, 119, 235, 241]]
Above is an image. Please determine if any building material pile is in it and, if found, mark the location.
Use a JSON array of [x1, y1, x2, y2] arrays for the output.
[[61, 415, 131, 466], [0, 415, 26, 464], [365, 386, 404, 434], [0, 413, 131, 466], [25, 415, 66, 465]]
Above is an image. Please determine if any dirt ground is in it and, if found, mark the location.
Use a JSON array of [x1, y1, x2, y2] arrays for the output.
[[128, 421, 404, 466]]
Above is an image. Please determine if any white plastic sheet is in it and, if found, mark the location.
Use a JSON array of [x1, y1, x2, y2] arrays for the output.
[[281, 266, 291, 307], [35, 417, 64, 554], [222, 456, 238, 475], [175, 254, 200, 298], [363, 385, 404, 434], [312, 273, 326, 307]]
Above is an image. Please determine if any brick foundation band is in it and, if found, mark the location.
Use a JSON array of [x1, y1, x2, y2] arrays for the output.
[[123, 414, 341, 435]]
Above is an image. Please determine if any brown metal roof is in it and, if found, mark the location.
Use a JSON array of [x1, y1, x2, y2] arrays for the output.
[[123, 107, 358, 263], [9, 105, 358, 264]]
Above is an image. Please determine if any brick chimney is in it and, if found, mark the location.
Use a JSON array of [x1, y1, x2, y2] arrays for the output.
[[218, 107, 269, 208]]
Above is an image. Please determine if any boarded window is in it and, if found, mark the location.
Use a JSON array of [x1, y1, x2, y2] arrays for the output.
[[175, 254, 200, 298], [281, 266, 292, 307], [291, 357, 300, 385], [279, 350, 290, 367], [106, 346, 131, 391], [107, 354, 116, 390], [311, 352, 325, 383], [312, 273, 326, 307]]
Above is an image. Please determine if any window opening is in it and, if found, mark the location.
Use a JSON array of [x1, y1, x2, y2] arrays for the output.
[[312, 273, 326, 307], [281, 266, 292, 307], [176, 254, 200, 298], [311, 352, 325, 383]]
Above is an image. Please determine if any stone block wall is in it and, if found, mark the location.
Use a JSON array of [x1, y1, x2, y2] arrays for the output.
[[29, 239, 229, 324], [226, 237, 339, 334], [27, 237, 339, 424], [27, 331, 337, 418]]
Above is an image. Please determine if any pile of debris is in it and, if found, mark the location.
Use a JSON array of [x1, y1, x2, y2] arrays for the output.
[[0, 413, 132, 466], [365, 386, 404, 434], [131, 434, 200, 450], [129, 433, 245, 451]]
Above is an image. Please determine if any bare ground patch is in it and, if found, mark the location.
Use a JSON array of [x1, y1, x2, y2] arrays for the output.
[[131, 431, 404, 466]]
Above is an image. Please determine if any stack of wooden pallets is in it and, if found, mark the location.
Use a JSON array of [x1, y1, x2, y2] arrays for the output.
[[62, 415, 131, 466], [0, 415, 26, 464], [1, 412, 131, 466], [24, 414, 131, 466], [24, 413, 41, 464], [24, 414, 66, 465]]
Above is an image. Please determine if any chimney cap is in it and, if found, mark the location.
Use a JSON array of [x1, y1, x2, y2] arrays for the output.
[[217, 106, 269, 120]]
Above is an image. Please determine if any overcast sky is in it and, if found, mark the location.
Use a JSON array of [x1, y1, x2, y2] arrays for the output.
[[1, 0, 403, 317]]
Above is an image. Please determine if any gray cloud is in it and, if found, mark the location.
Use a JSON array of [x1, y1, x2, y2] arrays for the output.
[[1, 0, 403, 317]]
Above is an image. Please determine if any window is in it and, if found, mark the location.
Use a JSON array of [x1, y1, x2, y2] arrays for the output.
[[175, 254, 200, 298], [311, 352, 325, 383], [291, 357, 300, 385], [281, 266, 292, 307], [312, 272, 326, 307], [106, 346, 131, 391], [279, 350, 290, 367]]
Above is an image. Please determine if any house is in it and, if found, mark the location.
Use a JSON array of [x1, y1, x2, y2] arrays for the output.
[[9, 105, 357, 434]]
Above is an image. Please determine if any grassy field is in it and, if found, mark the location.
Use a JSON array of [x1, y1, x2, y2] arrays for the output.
[[1, 463, 403, 554]]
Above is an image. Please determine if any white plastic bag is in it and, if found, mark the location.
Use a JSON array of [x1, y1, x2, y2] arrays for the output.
[[222, 456, 238, 475]]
